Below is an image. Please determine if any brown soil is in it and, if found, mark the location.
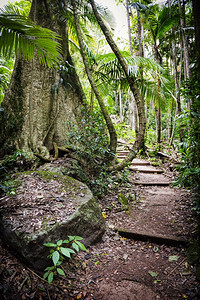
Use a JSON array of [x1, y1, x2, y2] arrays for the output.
[[0, 157, 199, 300]]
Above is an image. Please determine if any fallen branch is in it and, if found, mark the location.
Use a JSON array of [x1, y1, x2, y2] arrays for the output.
[[18, 276, 28, 291], [25, 266, 70, 292]]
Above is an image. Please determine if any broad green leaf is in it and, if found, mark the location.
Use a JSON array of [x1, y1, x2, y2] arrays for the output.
[[76, 241, 87, 251], [169, 255, 179, 262], [57, 268, 65, 276], [56, 240, 63, 246], [44, 266, 55, 271], [63, 239, 70, 244], [43, 271, 49, 279], [60, 247, 75, 258], [148, 271, 158, 277], [68, 235, 75, 241], [48, 272, 54, 284], [43, 243, 57, 247], [74, 236, 83, 241], [72, 242, 79, 252], [52, 251, 60, 266]]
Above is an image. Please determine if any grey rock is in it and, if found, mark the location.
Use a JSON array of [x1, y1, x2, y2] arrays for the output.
[[0, 171, 105, 270]]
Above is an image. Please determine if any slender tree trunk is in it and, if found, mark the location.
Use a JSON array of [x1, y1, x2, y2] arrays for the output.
[[157, 96, 161, 144], [89, 0, 146, 170], [72, 0, 117, 154], [119, 90, 123, 122], [153, 40, 162, 145], [135, 9, 144, 135], [90, 88, 94, 114], [168, 0, 182, 144], [171, 36, 181, 113], [178, 0, 190, 79], [137, 10, 144, 57], [126, 0, 133, 55], [193, 0, 200, 81], [129, 93, 138, 132], [126, 2, 139, 135], [178, 0, 191, 109]]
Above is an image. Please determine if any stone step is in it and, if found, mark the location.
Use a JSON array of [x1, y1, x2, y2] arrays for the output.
[[117, 152, 129, 156], [129, 166, 163, 173], [117, 156, 127, 160], [131, 159, 151, 166], [131, 162, 151, 166], [117, 157, 152, 166], [116, 228, 187, 247], [134, 181, 171, 186]]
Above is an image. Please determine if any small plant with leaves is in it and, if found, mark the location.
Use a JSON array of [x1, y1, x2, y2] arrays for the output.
[[43, 236, 86, 284]]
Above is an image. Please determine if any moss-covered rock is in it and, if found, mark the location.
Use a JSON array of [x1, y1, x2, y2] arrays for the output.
[[39, 159, 88, 183], [0, 171, 105, 270]]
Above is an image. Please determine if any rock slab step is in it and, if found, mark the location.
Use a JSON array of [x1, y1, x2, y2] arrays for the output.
[[117, 228, 188, 246], [135, 181, 170, 186], [130, 166, 164, 173]]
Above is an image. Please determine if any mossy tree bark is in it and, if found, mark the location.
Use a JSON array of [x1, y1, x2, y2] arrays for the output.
[[0, 0, 86, 158], [90, 0, 146, 170]]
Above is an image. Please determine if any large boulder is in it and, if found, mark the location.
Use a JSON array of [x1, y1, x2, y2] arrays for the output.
[[0, 171, 105, 270]]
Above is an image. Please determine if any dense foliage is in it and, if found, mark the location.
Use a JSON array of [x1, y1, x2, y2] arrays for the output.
[[176, 74, 200, 212]]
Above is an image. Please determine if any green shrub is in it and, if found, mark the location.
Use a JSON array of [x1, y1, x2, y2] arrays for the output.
[[43, 236, 86, 284]]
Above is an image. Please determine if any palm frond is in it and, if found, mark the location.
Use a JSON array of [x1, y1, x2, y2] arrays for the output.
[[157, 6, 179, 39], [0, 5, 62, 68], [129, 2, 149, 13]]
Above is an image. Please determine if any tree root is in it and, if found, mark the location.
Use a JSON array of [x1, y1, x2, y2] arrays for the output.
[[57, 146, 87, 167], [34, 143, 87, 167], [53, 142, 58, 160], [34, 153, 51, 162]]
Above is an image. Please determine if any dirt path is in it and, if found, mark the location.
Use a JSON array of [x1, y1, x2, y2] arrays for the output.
[[72, 153, 199, 299], [0, 153, 199, 299]]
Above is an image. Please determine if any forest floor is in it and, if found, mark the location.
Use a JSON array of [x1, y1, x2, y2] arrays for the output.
[[0, 151, 200, 300]]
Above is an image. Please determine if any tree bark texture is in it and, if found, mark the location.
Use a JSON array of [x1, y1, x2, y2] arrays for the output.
[[0, 0, 86, 157]]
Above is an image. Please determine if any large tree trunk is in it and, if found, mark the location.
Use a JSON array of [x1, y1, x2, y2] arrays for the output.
[[0, 0, 86, 157], [89, 0, 146, 170]]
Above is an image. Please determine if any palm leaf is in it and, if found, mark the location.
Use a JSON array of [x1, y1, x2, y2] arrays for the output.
[[0, 6, 62, 68]]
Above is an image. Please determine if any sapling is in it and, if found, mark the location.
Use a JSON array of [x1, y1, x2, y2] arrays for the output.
[[43, 236, 86, 284]]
